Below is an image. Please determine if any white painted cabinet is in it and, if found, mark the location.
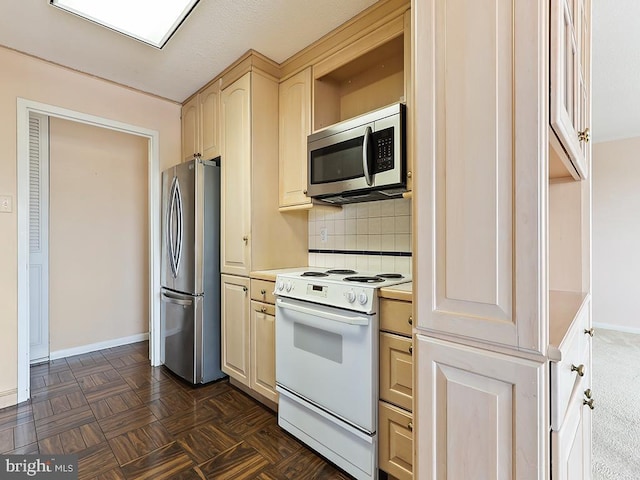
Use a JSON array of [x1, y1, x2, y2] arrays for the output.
[[551, 0, 591, 179]]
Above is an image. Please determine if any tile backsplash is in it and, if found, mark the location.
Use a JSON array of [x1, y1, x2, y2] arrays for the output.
[[308, 198, 412, 274]]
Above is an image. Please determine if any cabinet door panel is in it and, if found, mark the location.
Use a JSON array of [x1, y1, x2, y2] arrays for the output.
[[221, 275, 250, 386], [250, 301, 277, 402], [551, 392, 590, 480], [379, 401, 413, 480], [200, 81, 220, 161], [414, 0, 545, 353], [221, 73, 251, 275], [181, 96, 199, 163], [279, 68, 312, 208], [380, 332, 413, 412], [415, 335, 545, 479]]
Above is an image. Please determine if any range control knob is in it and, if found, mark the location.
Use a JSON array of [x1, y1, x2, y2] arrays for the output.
[[285, 281, 293, 292], [277, 280, 285, 292], [358, 291, 368, 305], [345, 290, 356, 303]]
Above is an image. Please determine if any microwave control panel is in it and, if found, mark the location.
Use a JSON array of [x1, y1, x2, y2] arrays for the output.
[[373, 127, 394, 173]]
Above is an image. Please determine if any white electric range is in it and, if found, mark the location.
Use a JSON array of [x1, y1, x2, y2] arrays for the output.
[[274, 268, 411, 480]]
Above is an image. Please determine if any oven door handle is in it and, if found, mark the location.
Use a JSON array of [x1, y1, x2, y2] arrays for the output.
[[276, 299, 370, 326]]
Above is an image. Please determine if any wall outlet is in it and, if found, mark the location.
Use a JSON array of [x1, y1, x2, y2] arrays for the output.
[[320, 227, 328, 243], [0, 195, 12, 213]]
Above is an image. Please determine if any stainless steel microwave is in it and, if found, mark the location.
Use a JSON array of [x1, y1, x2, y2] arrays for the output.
[[307, 103, 406, 204]]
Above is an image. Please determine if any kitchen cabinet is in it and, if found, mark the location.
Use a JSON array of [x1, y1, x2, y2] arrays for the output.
[[249, 278, 277, 402], [416, 335, 545, 479], [220, 62, 308, 277], [379, 297, 413, 480], [278, 67, 312, 209], [550, 0, 591, 179], [413, 0, 592, 478], [221, 274, 250, 386], [181, 80, 220, 163]]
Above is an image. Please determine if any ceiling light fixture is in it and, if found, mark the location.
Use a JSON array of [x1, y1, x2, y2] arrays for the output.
[[49, 0, 200, 49]]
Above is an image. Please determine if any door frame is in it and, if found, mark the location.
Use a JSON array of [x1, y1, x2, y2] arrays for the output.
[[16, 98, 162, 403]]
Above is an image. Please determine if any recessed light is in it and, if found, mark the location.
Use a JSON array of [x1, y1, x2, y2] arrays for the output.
[[49, 0, 199, 49]]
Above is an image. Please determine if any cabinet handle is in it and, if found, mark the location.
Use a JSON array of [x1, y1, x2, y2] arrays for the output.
[[242, 286, 248, 293], [409, 344, 413, 355], [242, 235, 248, 244], [408, 421, 413, 432], [571, 364, 585, 377], [578, 128, 590, 143], [584, 327, 595, 337], [260, 306, 267, 313], [584, 388, 592, 399], [261, 289, 266, 295], [408, 315, 413, 325], [583, 398, 595, 410]]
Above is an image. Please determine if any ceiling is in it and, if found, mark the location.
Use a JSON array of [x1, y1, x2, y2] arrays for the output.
[[0, 0, 377, 103], [0, 1, 634, 143]]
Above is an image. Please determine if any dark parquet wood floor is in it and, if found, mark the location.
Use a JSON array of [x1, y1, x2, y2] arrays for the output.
[[0, 342, 353, 480]]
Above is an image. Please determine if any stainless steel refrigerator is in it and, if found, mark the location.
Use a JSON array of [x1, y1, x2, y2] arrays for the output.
[[160, 157, 225, 384]]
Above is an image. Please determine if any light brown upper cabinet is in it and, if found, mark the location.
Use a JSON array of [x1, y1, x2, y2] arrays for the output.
[[550, 0, 591, 179], [278, 67, 312, 209], [181, 80, 220, 163]]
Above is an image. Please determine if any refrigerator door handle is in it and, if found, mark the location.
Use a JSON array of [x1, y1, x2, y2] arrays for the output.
[[168, 176, 178, 278], [175, 177, 184, 276], [161, 291, 193, 306]]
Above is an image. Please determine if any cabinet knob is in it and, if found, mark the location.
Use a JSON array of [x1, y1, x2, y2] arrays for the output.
[[584, 388, 592, 399], [260, 306, 267, 313], [583, 398, 595, 410], [409, 344, 413, 355], [242, 235, 248, 244], [242, 286, 248, 293], [303, 190, 308, 195], [578, 128, 590, 143], [584, 327, 595, 337], [408, 315, 413, 325], [261, 289, 266, 295], [408, 421, 413, 432], [407, 171, 412, 178], [571, 364, 585, 377]]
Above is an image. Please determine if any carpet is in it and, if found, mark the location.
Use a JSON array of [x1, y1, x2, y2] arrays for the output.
[[593, 328, 640, 479]]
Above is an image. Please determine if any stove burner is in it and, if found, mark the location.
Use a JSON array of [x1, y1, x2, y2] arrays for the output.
[[301, 271, 329, 277], [377, 273, 404, 279], [343, 276, 385, 283], [326, 269, 358, 275]]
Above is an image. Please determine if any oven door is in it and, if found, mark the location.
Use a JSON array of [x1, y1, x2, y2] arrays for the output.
[[275, 297, 377, 433]]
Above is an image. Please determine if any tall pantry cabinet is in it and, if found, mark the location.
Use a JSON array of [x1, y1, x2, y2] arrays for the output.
[[217, 54, 307, 396], [412, 0, 592, 479]]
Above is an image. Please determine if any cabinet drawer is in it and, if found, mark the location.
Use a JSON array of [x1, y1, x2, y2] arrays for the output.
[[379, 401, 413, 480], [380, 332, 413, 412], [550, 306, 590, 431], [251, 279, 275, 304], [380, 299, 413, 336]]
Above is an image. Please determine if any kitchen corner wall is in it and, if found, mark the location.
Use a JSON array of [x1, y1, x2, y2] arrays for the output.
[[308, 198, 412, 274]]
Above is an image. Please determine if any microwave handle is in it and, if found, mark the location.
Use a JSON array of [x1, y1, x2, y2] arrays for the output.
[[362, 126, 373, 186]]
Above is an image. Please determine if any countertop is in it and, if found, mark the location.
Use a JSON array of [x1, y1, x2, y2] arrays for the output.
[[250, 267, 309, 282], [379, 282, 413, 302]]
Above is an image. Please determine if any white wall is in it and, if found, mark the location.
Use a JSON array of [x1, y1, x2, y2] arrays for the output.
[[593, 137, 640, 333]]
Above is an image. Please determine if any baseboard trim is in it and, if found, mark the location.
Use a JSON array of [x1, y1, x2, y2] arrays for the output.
[[593, 322, 640, 335], [50, 333, 149, 361], [0, 389, 18, 409]]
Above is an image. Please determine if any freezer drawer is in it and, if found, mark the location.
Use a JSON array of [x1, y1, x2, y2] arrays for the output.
[[161, 289, 203, 383]]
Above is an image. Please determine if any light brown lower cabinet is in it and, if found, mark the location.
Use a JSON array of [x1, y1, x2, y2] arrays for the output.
[[250, 300, 277, 402], [379, 401, 413, 480], [379, 297, 414, 479]]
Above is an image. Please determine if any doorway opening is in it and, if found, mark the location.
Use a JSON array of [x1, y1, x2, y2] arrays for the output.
[[17, 99, 161, 403]]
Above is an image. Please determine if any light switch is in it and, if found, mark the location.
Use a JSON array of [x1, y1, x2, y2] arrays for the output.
[[0, 195, 12, 213]]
